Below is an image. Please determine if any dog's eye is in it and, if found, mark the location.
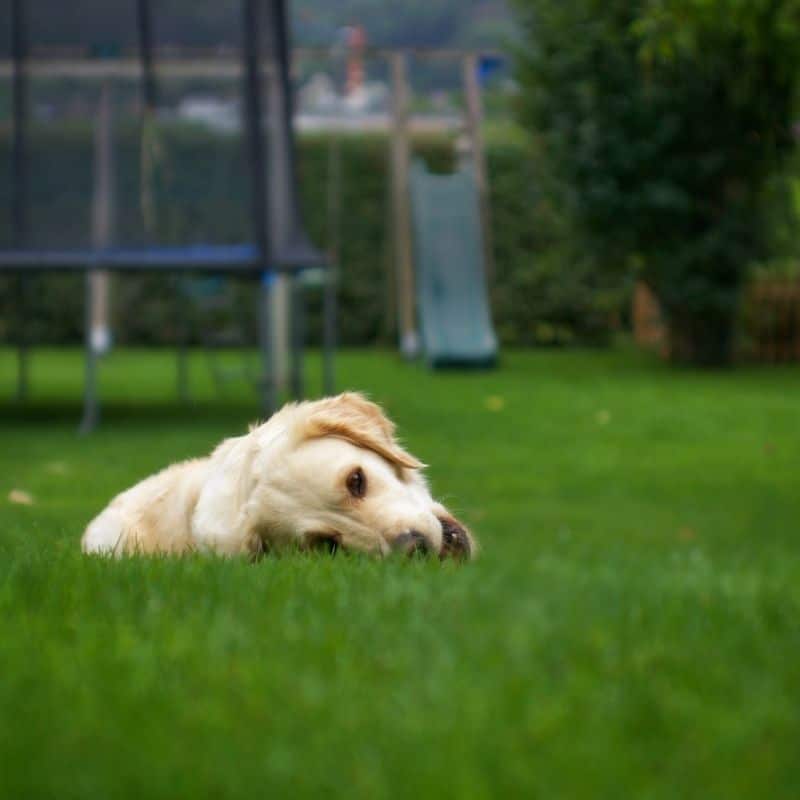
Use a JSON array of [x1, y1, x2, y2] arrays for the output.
[[346, 467, 367, 499]]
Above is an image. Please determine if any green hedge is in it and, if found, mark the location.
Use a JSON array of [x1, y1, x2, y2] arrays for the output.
[[0, 124, 621, 348]]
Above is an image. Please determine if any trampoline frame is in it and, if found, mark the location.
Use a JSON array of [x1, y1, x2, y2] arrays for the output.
[[3, 0, 334, 431]]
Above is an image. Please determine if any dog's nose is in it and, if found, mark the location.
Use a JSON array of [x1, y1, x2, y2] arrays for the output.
[[392, 530, 431, 557], [438, 517, 471, 561]]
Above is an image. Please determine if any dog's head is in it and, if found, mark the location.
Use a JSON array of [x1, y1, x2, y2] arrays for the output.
[[243, 393, 474, 560]]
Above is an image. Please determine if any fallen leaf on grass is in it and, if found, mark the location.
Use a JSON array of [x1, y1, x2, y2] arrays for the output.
[[8, 489, 34, 506], [45, 461, 70, 476], [595, 409, 611, 425], [485, 395, 505, 412]]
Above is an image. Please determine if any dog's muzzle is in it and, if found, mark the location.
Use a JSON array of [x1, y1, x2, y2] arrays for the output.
[[392, 517, 471, 561], [438, 517, 472, 561]]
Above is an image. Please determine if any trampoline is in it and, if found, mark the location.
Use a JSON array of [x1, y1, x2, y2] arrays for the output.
[[2, 0, 334, 430]]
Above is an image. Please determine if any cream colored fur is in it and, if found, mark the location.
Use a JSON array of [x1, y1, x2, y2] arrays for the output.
[[82, 392, 473, 559]]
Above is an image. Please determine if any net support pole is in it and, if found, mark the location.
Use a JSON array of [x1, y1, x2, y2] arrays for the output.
[[258, 273, 275, 415], [265, 0, 297, 395], [89, 81, 114, 357], [323, 266, 336, 395], [136, 0, 157, 112], [176, 334, 190, 403], [80, 81, 116, 433], [289, 274, 304, 400], [389, 51, 418, 359], [323, 133, 340, 396], [11, 0, 29, 401], [243, 0, 276, 416], [79, 275, 100, 435]]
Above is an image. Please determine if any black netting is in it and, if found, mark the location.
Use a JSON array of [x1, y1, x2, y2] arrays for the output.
[[1, 1, 292, 251]]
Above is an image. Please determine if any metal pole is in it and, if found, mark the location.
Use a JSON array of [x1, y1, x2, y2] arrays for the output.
[[462, 53, 494, 281], [11, 0, 28, 243], [271, 0, 302, 230], [11, 0, 29, 401], [136, 0, 158, 111], [258, 274, 276, 414], [389, 51, 418, 359], [135, 0, 188, 402], [323, 266, 336, 396], [265, 0, 297, 395], [79, 272, 99, 434], [323, 133, 340, 396], [242, 0, 275, 416], [80, 80, 117, 433], [177, 337, 190, 402], [289, 274, 304, 400], [89, 81, 114, 357]]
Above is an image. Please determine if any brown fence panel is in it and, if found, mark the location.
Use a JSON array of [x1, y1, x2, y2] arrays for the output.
[[632, 278, 800, 363], [742, 279, 800, 363]]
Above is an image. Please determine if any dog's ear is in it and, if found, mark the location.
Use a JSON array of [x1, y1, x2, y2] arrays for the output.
[[302, 392, 424, 470]]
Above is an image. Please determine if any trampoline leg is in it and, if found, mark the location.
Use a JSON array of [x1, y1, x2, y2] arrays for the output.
[[176, 344, 189, 403], [323, 266, 336, 396], [16, 344, 28, 402], [258, 272, 276, 417], [80, 271, 99, 434], [290, 274, 305, 400], [175, 277, 191, 404], [15, 276, 29, 402]]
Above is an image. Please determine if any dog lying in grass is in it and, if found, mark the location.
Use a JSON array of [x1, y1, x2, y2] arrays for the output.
[[82, 392, 473, 560]]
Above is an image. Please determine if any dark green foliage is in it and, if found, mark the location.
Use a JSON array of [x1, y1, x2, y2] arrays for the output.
[[488, 139, 626, 345], [0, 125, 619, 348], [513, 0, 800, 364]]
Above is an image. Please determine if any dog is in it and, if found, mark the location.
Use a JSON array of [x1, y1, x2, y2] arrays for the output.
[[82, 392, 474, 560]]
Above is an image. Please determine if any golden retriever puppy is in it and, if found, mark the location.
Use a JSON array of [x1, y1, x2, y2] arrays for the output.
[[82, 392, 473, 560]]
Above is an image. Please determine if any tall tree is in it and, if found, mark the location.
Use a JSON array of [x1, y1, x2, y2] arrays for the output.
[[514, 0, 800, 364]]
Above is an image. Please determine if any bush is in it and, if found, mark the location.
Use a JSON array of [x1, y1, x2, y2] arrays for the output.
[[513, 0, 800, 365], [488, 138, 627, 346]]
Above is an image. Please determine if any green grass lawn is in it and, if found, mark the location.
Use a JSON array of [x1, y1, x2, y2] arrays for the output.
[[1, 347, 799, 798]]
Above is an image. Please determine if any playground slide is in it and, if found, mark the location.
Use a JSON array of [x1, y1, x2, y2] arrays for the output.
[[409, 160, 498, 368]]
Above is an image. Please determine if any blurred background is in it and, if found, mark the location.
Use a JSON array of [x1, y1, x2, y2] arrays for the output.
[[2, 0, 796, 373]]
